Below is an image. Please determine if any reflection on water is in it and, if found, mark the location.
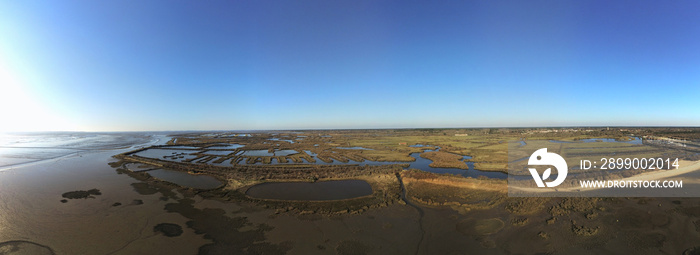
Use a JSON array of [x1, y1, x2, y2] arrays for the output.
[[240, 149, 298, 157], [206, 144, 244, 150], [549, 137, 642, 145], [267, 138, 295, 144], [0, 132, 155, 149], [0, 147, 80, 167], [201, 150, 235, 156], [246, 180, 372, 200], [165, 145, 200, 149], [133, 149, 198, 161], [274, 149, 298, 156], [0, 132, 158, 168], [336, 146, 373, 150], [406, 148, 507, 179], [241, 150, 273, 156]]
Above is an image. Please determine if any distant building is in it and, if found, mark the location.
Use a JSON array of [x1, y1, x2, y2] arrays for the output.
[[398, 142, 407, 145], [455, 134, 469, 137]]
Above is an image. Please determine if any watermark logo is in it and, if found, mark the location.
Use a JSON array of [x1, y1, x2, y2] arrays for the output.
[[509, 140, 690, 197], [528, 148, 568, 187]]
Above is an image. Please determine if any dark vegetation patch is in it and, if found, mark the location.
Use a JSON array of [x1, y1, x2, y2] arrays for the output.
[[61, 189, 101, 199], [549, 198, 600, 217], [127, 179, 178, 200], [153, 223, 183, 237], [505, 197, 550, 215], [164, 198, 291, 254]]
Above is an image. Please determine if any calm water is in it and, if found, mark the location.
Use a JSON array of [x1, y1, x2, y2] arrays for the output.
[[406, 148, 507, 179], [267, 138, 295, 144], [336, 146, 373, 150], [206, 144, 244, 150], [240, 150, 275, 156], [245, 180, 373, 200], [549, 137, 642, 145], [274, 149, 298, 156], [240, 149, 299, 157], [202, 150, 236, 156], [0, 132, 159, 168], [165, 145, 201, 149], [133, 148, 199, 161]]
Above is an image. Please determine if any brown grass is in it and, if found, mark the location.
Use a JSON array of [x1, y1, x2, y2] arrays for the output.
[[419, 151, 469, 169]]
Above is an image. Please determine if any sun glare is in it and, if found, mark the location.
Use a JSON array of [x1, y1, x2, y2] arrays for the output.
[[0, 60, 76, 132]]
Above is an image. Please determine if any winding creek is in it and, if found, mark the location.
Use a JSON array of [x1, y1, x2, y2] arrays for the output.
[[405, 146, 507, 179], [396, 173, 425, 255]]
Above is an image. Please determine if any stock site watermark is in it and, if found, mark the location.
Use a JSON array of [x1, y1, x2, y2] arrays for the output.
[[579, 179, 683, 189], [508, 140, 694, 197]]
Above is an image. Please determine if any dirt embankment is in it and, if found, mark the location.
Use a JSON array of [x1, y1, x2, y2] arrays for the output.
[[402, 170, 506, 192], [400, 170, 506, 211]]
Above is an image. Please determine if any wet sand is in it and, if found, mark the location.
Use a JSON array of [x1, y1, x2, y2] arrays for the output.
[[0, 149, 209, 254]]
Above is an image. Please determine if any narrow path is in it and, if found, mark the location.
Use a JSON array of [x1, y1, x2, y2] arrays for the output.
[[396, 173, 425, 255]]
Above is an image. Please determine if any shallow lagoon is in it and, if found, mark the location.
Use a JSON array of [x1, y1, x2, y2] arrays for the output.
[[133, 148, 199, 161], [336, 146, 373, 150], [240, 149, 298, 157], [206, 144, 245, 150], [201, 150, 235, 156], [549, 136, 642, 145]]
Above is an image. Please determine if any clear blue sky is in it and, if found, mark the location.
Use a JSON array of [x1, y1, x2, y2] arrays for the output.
[[1, 1, 699, 131]]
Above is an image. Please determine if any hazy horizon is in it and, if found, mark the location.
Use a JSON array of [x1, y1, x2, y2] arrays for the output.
[[2, 1, 699, 132], [2, 125, 700, 134]]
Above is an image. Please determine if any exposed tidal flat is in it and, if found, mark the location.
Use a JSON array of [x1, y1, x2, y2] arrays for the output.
[[0, 134, 208, 254], [2, 128, 700, 254], [245, 180, 373, 201]]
